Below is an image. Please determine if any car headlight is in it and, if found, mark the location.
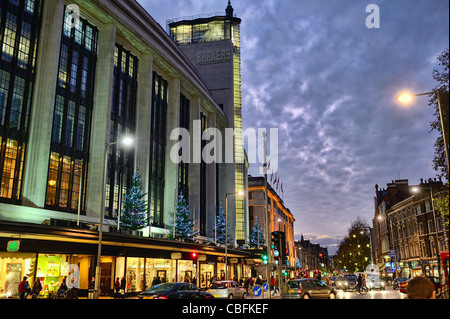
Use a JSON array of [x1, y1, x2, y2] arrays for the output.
[[344, 282, 348, 286], [381, 281, 385, 286]]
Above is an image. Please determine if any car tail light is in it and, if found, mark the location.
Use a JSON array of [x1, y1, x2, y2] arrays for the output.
[[296, 288, 303, 294], [157, 295, 168, 299]]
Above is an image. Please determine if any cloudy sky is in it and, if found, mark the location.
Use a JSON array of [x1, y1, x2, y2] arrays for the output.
[[137, 0, 449, 254]]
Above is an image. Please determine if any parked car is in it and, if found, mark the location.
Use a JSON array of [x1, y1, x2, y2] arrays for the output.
[[138, 282, 214, 299], [336, 274, 358, 292], [209, 280, 247, 299], [393, 277, 408, 290], [284, 278, 337, 299], [366, 274, 385, 290]]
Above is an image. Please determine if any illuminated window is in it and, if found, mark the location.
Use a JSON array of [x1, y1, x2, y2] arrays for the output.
[[0, 138, 25, 200], [0, 0, 41, 203], [45, 8, 97, 213]]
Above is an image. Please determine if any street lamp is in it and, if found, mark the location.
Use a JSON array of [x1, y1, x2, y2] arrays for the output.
[[396, 90, 449, 177], [224, 190, 244, 281], [94, 134, 134, 298]]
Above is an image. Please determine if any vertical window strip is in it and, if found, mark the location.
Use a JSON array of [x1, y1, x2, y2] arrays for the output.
[[45, 9, 98, 212], [0, 0, 42, 203], [149, 72, 167, 227], [106, 45, 138, 218]]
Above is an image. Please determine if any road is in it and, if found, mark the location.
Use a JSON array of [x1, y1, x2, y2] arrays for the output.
[[246, 286, 407, 299], [335, 286, 407, 299]]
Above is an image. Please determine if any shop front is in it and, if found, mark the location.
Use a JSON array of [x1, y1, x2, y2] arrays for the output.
[[0, 222, 252, 297]]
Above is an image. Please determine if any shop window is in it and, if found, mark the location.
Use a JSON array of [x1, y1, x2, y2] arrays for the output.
[[126, 257, 145, 292], [0, 252, 36, 298]]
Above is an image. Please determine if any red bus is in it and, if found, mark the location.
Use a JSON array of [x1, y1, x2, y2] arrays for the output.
[[441, 251, 449, 287]]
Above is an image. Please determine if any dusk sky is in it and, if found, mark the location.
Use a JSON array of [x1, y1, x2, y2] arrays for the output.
[[138, 0, 449, 254]]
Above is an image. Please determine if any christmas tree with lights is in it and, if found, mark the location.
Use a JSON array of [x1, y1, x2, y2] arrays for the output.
[[214, 202, 231, 245], [248, 217, 265, 248], [120, 173, 148, 231], [171, 193, 198, 240]]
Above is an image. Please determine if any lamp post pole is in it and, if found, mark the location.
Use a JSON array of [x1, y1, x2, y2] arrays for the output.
[[94, 136, 133, 298], [263, 131, 271, 299], [225, 191, 243, 281]]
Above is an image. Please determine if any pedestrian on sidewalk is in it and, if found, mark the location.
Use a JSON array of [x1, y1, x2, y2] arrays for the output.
[[120, 276, 126, 299], [114, 277, 121, 299]]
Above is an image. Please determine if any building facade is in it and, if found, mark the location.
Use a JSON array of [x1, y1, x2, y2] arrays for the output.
[[373, 178, 449, 279], [295, 236, 329, 277], [247, 175, 296, 271], [167, 2, 248, 246], [0, 0, 252, 298]]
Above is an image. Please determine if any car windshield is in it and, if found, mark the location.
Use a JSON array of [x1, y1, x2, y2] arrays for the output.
[[344, 275, 357, 282], [210, 282, 230, 289], [143, 283, 178, 294]]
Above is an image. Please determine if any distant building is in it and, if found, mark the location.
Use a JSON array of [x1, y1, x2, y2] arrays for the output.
[[373, 178, 448, 279], [295, 235, 329, 277], [247, 175, 295, 269]]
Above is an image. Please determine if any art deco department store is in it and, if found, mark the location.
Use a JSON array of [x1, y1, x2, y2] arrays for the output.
[[0, 0, 259, 297]]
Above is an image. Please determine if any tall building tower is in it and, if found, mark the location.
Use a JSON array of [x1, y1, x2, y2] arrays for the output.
[[168, 1, 247, 245]]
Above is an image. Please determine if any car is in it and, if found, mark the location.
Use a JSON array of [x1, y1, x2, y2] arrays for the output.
[[366, 274, 385, 290], [284, 278, 337, 299], [138, 282, 214, 299], [208, 280, 247, 299], [393, 277, 408, 290], [336, 274, 358, 292], [398, 279, 408, 293]]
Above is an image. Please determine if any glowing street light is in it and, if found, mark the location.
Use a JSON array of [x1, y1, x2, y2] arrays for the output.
[[396, 92, 413, 104], [396, 90, 449, 177]]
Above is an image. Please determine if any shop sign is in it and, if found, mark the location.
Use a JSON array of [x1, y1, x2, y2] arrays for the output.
[[171, 252, 182, 260], [7, 240, 20, 252], [198, 254, 207, 262], [230, 258, 238, 264]]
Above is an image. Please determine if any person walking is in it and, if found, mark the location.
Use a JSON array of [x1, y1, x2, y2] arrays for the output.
[[357, 273, 363, 293], [114, 277, 121, 299], [120, 276, 126, 299]]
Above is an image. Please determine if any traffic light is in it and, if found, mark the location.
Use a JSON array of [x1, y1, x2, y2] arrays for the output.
[[279, 231, 287, 260], [262, 252, 268, 265], [191, 252, 198, 268], [271, 231, 280, 250]]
